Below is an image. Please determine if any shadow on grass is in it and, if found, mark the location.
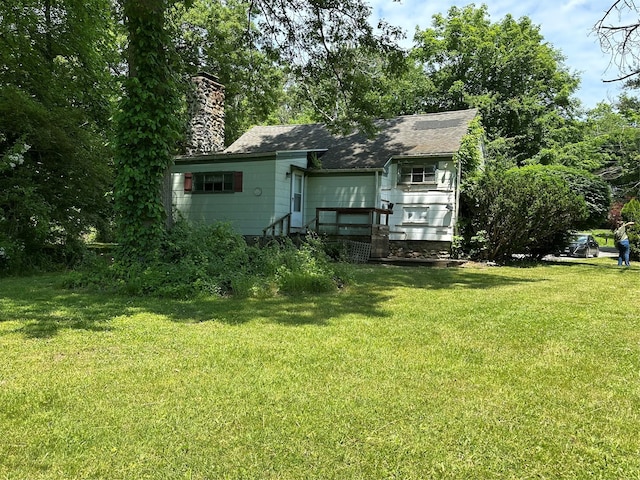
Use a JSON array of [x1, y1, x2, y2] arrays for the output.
[[354, 264, 541, 291], [542, 256, 633, 270], [0, 275, 124, 339], [0, 265, 543, 338]]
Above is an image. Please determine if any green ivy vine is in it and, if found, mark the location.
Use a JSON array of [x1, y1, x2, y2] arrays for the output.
[[114, 0, 182, 264], [453, 115, 485, 179]]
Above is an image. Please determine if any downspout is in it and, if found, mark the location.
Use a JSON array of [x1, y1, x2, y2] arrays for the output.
[[454, 157, 462, 236], [375, 170, 380, 207]]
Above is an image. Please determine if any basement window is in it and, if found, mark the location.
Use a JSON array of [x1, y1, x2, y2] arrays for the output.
[[402, 206, 430, 224]]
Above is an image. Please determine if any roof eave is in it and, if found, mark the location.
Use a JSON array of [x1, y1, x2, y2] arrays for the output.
[[174, 152, 276, 163], [308, 167, 385, 175], [391, 152, 456, 160]]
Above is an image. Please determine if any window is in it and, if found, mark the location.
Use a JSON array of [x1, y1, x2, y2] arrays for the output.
[[292, 173, 302, 212], [184, 171, 243, 193], [403, 206, 429, 224], [197, 172, 233, 192], [398, 163, 437, 185]]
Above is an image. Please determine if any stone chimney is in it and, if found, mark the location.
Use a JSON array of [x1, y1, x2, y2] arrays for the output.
[[185, 73, 225, 155]]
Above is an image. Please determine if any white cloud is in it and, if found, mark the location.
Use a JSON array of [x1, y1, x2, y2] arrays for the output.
[[370, 0, 623, 108]]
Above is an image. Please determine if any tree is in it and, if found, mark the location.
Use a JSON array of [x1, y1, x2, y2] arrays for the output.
[[114, 0, 184, 263], [543, 165, 611, 229], [461, 165, 588, 260], [596, 1, 640, 84], [586, 99, 640, 199], [173, 0, 286, 143], [254, 0, 404, 135], [0, 0, 116, 272], [278, 46, 431, 129], [411, 5, 580, 164]]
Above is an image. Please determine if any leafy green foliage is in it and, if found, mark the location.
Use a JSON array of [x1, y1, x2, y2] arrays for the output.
[[590, 99, 640, 199], [461, 165, 588, 260], [114, 0, 184, 264], [542, 165, 611, 228], [0, 88, 112, 274], [66, 221, 347, 298], [0, 0, 118, 126], [531, 96, 640, 201], [454, 116, 485, 179], [411, 5, 580, 164], [621, 197, 640, 221], [172, 0, 285, 144], [0, 0, 116, 273], [250, 0, 405, 134]]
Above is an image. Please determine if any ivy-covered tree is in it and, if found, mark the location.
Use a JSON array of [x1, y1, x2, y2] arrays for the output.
[[114, 0, 184, 263]]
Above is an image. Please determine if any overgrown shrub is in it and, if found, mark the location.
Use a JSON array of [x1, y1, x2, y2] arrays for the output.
[[461, 165, 588, 260], [65, 221, 350, 298], [0, 231, 89, 276]]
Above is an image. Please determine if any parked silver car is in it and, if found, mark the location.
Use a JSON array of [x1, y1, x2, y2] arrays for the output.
[[563, 234, 600, 258]]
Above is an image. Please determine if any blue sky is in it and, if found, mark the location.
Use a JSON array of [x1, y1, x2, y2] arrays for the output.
[[370, 0, 624, 109]]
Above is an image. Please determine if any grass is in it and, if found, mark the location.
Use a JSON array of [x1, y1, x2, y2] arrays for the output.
[[591, 228, 615, 247], [1, 259, 639, 479]]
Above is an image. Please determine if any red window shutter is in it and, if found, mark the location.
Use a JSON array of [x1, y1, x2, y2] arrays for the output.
[[233, 171, 243, 192], [184, 172, 193, 193]]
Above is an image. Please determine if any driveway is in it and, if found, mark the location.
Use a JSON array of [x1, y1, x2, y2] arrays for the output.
[[545, 245, 617, 261]]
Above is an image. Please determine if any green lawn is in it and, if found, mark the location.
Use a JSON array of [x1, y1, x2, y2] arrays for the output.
[[592, 228, 616, 247], [1, 259, 639, 479]]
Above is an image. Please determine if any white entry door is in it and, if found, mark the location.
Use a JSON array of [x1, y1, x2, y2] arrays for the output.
[[290, 172, 304, 229]]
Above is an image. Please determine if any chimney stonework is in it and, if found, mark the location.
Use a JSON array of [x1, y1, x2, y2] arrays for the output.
[[186, 73, 225, 155]]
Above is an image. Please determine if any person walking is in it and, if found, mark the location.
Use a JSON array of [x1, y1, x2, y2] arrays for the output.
[[614, 220, 635, 267]]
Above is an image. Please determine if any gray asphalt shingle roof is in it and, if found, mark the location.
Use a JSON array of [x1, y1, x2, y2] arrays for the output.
[[224, 109, 477, 169]]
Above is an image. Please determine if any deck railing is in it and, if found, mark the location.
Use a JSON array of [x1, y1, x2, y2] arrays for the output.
[[314, 207, 392, 236], [263, 207, 393, 239], [262, 213, 291, 237]]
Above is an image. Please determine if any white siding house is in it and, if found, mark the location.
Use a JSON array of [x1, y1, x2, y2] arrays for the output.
[[172, 107, 481, 255]]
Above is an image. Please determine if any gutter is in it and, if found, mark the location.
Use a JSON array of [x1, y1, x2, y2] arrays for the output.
[[305, 167, 385, 175], [174, 152, 276, 163]]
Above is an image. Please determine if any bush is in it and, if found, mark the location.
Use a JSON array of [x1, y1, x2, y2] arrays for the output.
[[0, 87, 112, 274], [65, 221, 349, 298], [275, 234, 340, 294], [0, 232, 89, 276], [461, 165, 589, 260]]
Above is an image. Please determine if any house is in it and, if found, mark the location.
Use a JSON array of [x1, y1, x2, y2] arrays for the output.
[[171, 74, 481, 258]]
